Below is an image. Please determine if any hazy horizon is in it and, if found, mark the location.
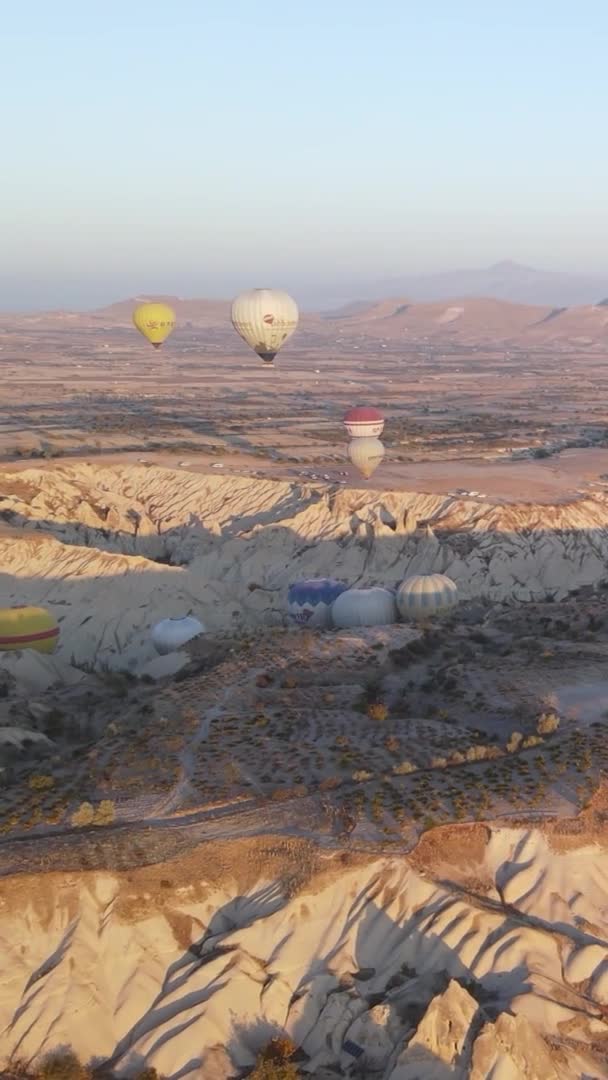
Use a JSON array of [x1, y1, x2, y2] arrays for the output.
[[2, 258, 608, 315], [2, 0, 607, 312]]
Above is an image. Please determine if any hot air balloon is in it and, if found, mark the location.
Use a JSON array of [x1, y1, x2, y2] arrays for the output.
[[133, 302, 176, 349], [0, 606, 59, 654], [288, 578, 348, 628], [151, 615, 205, 655], [396, 574, 458, 621], [348, 437, 385, 479], [332, 588, 397, 629], [231, 289, 298, 365], [343, 407, 385, 439]]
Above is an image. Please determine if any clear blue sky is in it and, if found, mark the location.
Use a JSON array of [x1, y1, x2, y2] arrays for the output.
[[1, 0, 607, 309]]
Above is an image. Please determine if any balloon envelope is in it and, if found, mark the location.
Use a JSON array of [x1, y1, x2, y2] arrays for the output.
[[288, 578, 348, 628], [0, 605, 59, 654], [133, 303, 176, 348], [231, 288, 298, 364], [344, 407, 385, 439], [396, 574, 458, 620], [332, 587, 397, 629], [151, 615, 205, 655], [348, 437, 385, 479]]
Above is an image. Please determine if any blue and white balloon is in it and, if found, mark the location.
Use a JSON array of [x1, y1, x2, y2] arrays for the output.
[[288, 578, 348, 628]]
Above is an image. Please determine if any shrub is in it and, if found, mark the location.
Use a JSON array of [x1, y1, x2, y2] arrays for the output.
[[35, 1049, 91, 1079], [537, 711, 560, 735], [250, 1058, 300, 1079], [431, 756, 448, 769], [506, 732, 523, 753], [3, 1059, 32, 1079], [484, 746, 504, 760], [250, 1037, 300, 1080], [93, 800, 115, 826], [70, 803, 95, 827], [352, 770, 373, 782], [393, 760, 416, 775], [522, 735, 543, 749], [28, 774, 55, 792], [448, 751, 465, 765], [367, 703, 388, 722]]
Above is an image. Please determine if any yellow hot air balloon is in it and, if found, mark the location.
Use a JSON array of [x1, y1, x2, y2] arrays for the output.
[[348, 437, 385, 479], [0, 606, 60, 654], [231, 288, 298, 365], [132, 302, 176, 349]]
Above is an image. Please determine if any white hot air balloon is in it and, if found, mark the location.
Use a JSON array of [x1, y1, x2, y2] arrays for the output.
[[231, 288, 299, 365], [151, 615, 205, 655], [396, 574, 458, 621], [348, 437, 385, 479], [331, 587, 397, 629]]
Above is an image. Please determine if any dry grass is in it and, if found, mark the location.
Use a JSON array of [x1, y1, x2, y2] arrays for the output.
[[249, 1036, 300, 1080], [9, 1063, 166, 1080], [408, 822, 492, 878], [4, 1051, 96, 1080]]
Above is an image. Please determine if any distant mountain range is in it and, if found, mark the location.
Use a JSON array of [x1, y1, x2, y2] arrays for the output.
[[9, 292, 605, 349], [326, 261, 608, 310], [321, 295, 608, 346]]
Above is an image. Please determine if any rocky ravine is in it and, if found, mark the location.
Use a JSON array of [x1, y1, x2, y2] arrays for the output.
[[0, 827, 607, 1078], [1, 464, 608, 667]]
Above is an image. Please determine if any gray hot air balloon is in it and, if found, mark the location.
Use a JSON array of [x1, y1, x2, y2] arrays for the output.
[[396, 574, 458, 621], [332, 587, 397, 628]]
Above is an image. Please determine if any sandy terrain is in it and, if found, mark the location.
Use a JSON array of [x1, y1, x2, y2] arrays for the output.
[[1, 301, 608, 1077], [1, 296, 608, 510], [7, 445, 608, 503]]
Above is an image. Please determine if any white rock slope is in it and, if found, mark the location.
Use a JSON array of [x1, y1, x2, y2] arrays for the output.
[[2, 464, 608, 664], [0, 828, 606, 1078]]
